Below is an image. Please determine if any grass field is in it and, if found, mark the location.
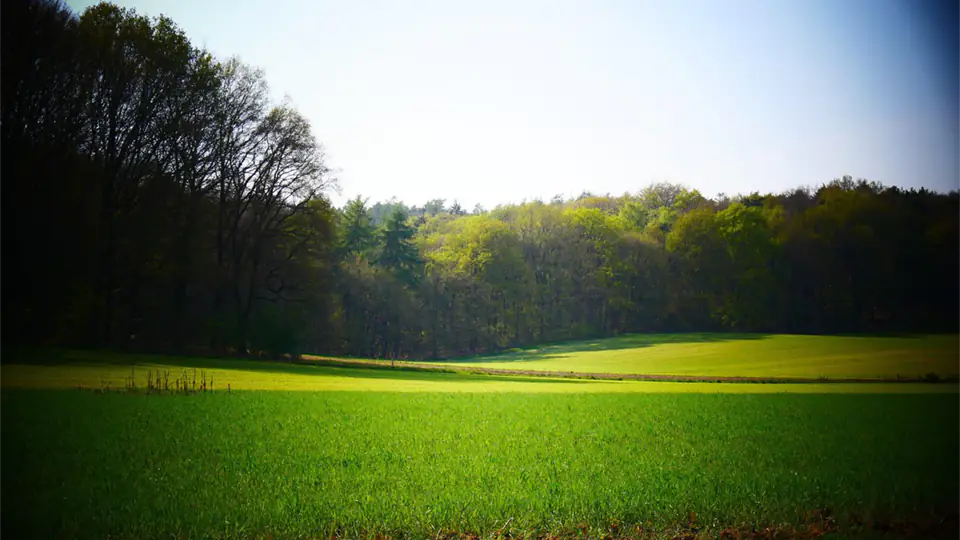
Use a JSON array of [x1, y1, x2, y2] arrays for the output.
[[2, 339, 959, 538], [2, 347, 957, 394], [430, 334, 960, 380], [3, 390, 958, 539]]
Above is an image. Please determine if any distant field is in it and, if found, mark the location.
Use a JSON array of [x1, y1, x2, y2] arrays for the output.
[[3, 390, 957, 538], [2, 348, 956, 394], [430, 333, 960, 380]]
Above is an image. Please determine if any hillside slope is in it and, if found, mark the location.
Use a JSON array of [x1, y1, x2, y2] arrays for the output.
[[428, 333, 960, 380]]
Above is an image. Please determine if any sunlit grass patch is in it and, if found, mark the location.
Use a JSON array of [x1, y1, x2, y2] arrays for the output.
[[430, 333, 960, 380], [2, 348, 956, 393]]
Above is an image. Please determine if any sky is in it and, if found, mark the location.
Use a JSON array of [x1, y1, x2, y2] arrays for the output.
[[67, 0, 958, 209]]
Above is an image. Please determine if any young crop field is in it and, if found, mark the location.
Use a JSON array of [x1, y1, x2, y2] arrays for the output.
[[2, 344, 959, 539], [430, 333, 960, 380], [2, 347, 956, 394], [2, 390, 958, 539]]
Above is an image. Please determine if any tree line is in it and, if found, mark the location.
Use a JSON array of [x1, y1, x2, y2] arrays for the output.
[[4, 0, 958, 360], [4, 0, 336, 354]]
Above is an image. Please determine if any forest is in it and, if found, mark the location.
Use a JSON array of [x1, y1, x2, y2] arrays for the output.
[[4, 0, 958, 360]]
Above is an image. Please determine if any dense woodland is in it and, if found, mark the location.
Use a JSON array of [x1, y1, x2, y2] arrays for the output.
[[4, 0, 958, 359]]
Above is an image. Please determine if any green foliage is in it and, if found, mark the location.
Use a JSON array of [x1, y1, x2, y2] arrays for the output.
[[3, 0, 958, 361], [376, 207, 422, 286], [638, 182, 687, 209], [714, 203, 779, 329], [337, 196, 375, 257], [671, 188, 707, 212], [337, 180, 957, 359], [423, 198, 446, 215], [3, 390, 957, 537], [618, 200, 649, 229]]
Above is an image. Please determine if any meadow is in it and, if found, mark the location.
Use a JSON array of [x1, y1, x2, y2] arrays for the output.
[[430, 334, 960, 380], [2, 390, 958, 539], [2, 339, 959, 539], [3, 346, 956, 394]]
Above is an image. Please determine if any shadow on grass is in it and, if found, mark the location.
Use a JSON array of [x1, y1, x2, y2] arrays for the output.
[[2, 347, 593, 385], [437, 332, 772, 364]]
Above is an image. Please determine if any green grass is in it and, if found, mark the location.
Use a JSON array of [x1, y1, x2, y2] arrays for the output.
[[3, 344, 958, 537], [430, 333, 960, 379], [2, 390, 957, 538], [3, 348, 957, 393]]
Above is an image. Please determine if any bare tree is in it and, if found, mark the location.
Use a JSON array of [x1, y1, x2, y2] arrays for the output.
[[209, 60, 335, 353], [77, 4, 200, 345]]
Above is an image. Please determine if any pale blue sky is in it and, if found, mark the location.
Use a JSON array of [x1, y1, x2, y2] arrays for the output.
[[68, 0, 958, 208]]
